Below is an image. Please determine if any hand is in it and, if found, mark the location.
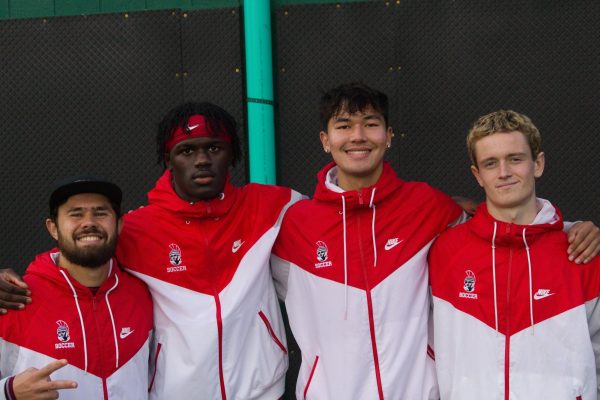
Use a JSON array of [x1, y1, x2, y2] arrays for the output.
[[12, 359, 77, 399], [0, 269, 31, 314], [567, 221, 600, 264], [451, 196, 477, 216]]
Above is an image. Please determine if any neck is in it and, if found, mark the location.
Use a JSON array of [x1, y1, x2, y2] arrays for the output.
[[486, 196, 540, 225], [336, 164, 383, 192], [57, 254, 110, 288]]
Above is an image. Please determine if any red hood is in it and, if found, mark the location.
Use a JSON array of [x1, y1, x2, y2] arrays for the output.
[[25, 249, 121, 297], [147, 170, 238, 219], [313, 161, 405, 209], [468, 202, 564, 247]]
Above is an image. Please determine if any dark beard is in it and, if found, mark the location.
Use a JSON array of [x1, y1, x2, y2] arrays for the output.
[[58, 232, 117, 268]]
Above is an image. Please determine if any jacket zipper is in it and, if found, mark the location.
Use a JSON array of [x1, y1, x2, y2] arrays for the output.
[[214, 290, 226, 400], [356, 200, 384, 400], [198, 215, 227, 400], [92, 293, 109, 399]]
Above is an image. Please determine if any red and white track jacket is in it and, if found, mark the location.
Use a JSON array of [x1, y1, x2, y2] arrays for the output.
[[117, 170, 302, 400], [429, 200, 600, 400], [0, 250, 153, 400], [271, 162, 462, 400]]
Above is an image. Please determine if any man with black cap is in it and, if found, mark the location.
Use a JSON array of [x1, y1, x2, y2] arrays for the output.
[[0, 103, 302, 399], [0, 177, 153, 399]]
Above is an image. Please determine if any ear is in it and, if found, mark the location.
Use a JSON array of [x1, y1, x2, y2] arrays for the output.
[[319, 131, 330, 153], [46, 218, 59, 241], [470, 164, 484, 187], [533, 151, 545, 178], [386, 126, 393, 146]]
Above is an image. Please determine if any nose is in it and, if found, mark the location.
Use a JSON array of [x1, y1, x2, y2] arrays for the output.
[[349, 124, 367, 142], [80, 211, 98, 228], [498, 160, 512, 178], [193, 149, 211, 166]]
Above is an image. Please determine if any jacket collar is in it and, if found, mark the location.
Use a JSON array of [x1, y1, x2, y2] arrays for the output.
[[313, 161, 404, 209], [147, 170, 237, 218], [26, 250, 121, 297], [469, 199, 563, 247]]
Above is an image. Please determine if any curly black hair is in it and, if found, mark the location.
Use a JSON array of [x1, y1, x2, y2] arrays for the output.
[[156, 102, 242, 168]]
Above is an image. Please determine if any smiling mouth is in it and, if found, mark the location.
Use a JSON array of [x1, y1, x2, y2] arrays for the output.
[[345, 149, 371, 157], [496, 182, 517, 189], [76, 234, 105, 243]]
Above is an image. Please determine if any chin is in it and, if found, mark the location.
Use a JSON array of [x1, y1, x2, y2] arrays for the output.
[[192, 190, 221, 201]]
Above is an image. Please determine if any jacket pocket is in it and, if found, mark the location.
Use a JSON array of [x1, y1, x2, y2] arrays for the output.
[[303, 355, 319, 400], [258, 310, 287, 354], [148, 342, 162, 392]]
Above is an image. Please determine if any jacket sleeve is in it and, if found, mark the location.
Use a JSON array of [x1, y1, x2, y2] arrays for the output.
[[270, 192, 305, 302], [584, 257, 600, 397], [0, 376, 14, 400], [270, 254, 290, 301], [586, 294, 600, 397]]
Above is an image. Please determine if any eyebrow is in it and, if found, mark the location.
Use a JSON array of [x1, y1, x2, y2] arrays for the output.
[[333, 113, 383, 123], [66, 206, 110, 213], [479, 152, 528, 163]]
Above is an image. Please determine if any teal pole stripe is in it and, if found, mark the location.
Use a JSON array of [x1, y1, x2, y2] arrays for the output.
[[247, 97, 276, 106], [243, 0, 277, 185]]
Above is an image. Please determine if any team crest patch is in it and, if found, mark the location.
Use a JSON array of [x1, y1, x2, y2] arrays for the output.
[[167, 244, 187, 272], [459, 270, 478, 299], [55, 320, 75, 349], [314, 241, 333, 269]]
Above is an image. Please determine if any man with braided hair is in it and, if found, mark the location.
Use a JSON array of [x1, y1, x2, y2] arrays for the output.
[[0, 102, 302, 399], [117, 102, 302, 399]]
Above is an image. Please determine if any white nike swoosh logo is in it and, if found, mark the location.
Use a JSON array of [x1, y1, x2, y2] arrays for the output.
[[120, 330, 134, 339], [533, 292, 555, 300], [384, 240, 403, 251], [188, 124, 200, 131], [232, 242, 244, 253]]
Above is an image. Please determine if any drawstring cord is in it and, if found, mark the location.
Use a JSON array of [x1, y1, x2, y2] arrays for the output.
[[106, 273, 120, 368], [60, 270, 89, 373], [491, 225, 535, 336], [369, 188, 377, 268], [491, 222, 499, 334], [341, 188, 378, 319], [342, 195, 348, 320], [522, 229, 535, 335]]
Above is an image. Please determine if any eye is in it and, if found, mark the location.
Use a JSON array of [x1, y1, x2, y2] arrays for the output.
[[334, 124, 350, 130], [208, 145, 221, 153], [510, 156, 523, 163], [365, 122, 381, 128], [180, 147, 194, 155], [483, 160, 496, 168]]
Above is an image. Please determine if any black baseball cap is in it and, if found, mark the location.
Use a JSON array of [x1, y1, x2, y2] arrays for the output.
[[49, 176, 122, 212]]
